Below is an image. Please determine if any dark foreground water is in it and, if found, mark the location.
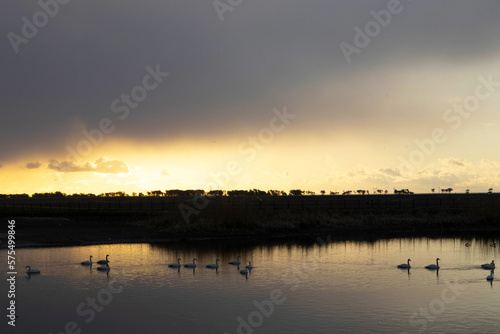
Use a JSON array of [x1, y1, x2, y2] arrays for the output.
[[2, 236, 499, 334]]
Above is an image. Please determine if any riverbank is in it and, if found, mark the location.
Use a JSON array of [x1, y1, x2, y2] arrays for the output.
[[2, 205, 500, 248]]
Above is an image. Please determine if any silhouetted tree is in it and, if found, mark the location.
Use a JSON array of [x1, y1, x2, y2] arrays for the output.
[[33, 191, 66, 197], [267, 190, 282, 196], [3, 194, 30, 198], [149, 190, 164, 197], [289, 189, 303, 196], [208, 190, 223, 196]]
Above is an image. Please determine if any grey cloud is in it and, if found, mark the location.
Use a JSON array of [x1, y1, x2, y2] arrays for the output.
[[48, 158, 129, 174], [379, 168, 401, 177], [26, 161, 42, 169], [446, 159, 466, 167]]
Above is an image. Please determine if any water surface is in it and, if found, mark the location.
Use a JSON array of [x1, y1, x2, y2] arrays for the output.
[[2, 236, 499, 333]]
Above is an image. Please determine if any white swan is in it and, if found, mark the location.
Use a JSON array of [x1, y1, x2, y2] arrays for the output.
[[487, 270, 494, 281], [184, 258, 197, 268], [246, 261, 253, 270], [229, 256, 241, 265], [206, 259, 219, 269], [425, 258, 440, 269], [397, 259, 411, 268], [81, 256, 93, 265], [481, 260, 495, 269], [25, 266, 40, 274], [97, 255, 110, 265], [168, 258, 182, 268]]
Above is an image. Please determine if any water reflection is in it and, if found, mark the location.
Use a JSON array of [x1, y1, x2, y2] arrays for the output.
[[3, 233, 500, 334]]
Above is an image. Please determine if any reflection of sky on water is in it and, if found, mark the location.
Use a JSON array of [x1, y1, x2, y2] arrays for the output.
[[2, 236, 499, 333]]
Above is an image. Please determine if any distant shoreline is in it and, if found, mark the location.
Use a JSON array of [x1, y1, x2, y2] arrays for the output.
[[2, 193, 499, 249]]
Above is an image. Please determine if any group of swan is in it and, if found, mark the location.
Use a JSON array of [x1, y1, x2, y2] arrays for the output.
[[79, 255, 251, 272], [80, 254, 110, 271], [227, 255, 252, 271], [165, 256, 253, 275], [26, 254, 112, 274], [398, 258, 496, 280], [465, 242, 496, 247], [397, 258, 440, 269], [239, 262, 254, 275]]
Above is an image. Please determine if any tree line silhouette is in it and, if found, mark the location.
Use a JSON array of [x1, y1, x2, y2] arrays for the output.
[[0, 187, 494, 199]]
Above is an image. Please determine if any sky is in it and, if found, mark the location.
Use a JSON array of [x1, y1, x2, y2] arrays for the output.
[[1, 0, 500, 195]]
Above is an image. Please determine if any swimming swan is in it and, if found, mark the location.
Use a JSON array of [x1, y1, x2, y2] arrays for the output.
[[240, 268, 248, 275], [81, 256, 93, 265], [184, 258, 197, 268], [487, 270, 494, 281], [229, 256, 241, 265], [425, 258, 440, 269], [97, 255, 110, 265], [246, 261, 253, 270], [97, 262, 110, 270], [169, 258, 182, 268], [481, 260, 495, 269], [206, 259, 219, 269], [25, 266, 40, 274], [397, 259, 411, 268]]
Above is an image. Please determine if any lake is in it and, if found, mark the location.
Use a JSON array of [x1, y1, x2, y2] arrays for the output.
[[2, 235, 499, 334]]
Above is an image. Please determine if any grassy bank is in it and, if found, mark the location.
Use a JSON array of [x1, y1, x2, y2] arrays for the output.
[[2, 194, 500, 247]]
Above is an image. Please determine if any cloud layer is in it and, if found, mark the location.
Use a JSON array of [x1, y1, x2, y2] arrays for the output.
[[48, 158, 129, 174]]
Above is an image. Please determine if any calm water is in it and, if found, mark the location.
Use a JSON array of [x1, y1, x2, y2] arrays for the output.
[[2, 236, 500, 334]]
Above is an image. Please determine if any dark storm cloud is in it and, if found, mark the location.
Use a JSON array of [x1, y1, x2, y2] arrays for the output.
[[2, 0, 500, 161]]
